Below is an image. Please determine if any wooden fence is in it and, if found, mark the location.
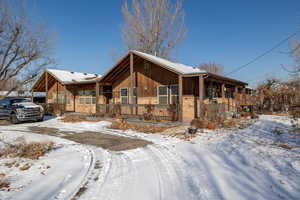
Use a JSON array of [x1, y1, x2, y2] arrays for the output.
[[96, 104, 179, 121]]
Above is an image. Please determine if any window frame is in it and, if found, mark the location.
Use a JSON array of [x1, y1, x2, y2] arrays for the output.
[[169, 84, 179, 104], [53, 91, 65, 104], [120, 88, 128, 104], [78, 89, 96, 105], [131, 87, 137, 104], [157, 85, 169, 105]]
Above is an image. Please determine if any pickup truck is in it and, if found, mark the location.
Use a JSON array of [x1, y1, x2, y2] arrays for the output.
[[0, 97, 44, 124]]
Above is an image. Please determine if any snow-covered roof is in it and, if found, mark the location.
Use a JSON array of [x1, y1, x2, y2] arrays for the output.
[[0, 91, 45, 97], [47, 69, 101, 84], [131, 50, 206, 75]]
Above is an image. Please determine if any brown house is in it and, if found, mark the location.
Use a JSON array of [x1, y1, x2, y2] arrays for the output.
[[32, 51, 251, 121], [31, 69, 100, 114]]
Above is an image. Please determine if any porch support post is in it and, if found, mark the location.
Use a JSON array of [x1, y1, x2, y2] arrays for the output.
[[130, 52, 134, 115], [63, 85, 67, 113], [198, 75, 205, 119], [96, 81, 99, 113], [235, 86, 239, 112], [221, 83, 225, 99], [178, 75, 183, 121], [242, 87, 246, 105], [45, 71, 48, 104], [130, 52, 134, 105]]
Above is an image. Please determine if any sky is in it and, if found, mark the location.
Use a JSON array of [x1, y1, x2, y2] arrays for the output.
[[24, 0, 300, 87]]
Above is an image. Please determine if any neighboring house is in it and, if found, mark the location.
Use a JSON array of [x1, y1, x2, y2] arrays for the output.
[[0, 91, 46, 103], [31, 69, 100, 113], [32, 51, 251, 121]]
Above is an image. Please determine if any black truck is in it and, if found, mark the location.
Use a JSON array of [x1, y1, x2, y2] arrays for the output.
[[0, 97, 44, 124]]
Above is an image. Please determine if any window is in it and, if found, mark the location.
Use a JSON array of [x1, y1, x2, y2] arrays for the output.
[[66, 92, 72, 104], [207, 85, 218, 99], [78, 90, 96, 105], [53, 92, 65, 104], [158, 85, 168, 104], [170, 85, 179, 104], [120, 88, 128, 104], [225, 87, 234, 99], [131, 87, 137, 104]]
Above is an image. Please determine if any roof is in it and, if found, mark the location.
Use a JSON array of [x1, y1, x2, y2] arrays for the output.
[[131, 50, 206, 75], [98, 50, 247, 85], [0, 91, 46, 97], [47, 69, 101, 84]]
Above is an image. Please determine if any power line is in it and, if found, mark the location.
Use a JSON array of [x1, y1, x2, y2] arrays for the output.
[[225, 29, 300, 76]]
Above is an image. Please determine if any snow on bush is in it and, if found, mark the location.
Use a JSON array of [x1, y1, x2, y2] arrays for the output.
[[0, 137, 54, 160]]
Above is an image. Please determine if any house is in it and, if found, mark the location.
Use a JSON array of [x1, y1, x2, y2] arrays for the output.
[[32, 51, 251, 121], [31, 69, 100, 114]]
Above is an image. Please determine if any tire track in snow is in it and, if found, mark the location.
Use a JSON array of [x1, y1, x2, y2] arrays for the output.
[[93, 152, 135, 200], [157, 144, 209, 200]]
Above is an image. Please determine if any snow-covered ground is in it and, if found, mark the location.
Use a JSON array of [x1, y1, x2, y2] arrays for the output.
[[0, 115, 300, 200]]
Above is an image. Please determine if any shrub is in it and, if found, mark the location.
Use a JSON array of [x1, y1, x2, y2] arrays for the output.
[[190, 119, 208, 128], [0, 173, 9, 189], [0, 137, 54, 160]]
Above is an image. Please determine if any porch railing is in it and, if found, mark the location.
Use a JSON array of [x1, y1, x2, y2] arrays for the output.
[[96, 104, 179, 121]]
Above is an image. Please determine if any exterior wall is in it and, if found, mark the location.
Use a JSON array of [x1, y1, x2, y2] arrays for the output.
[[47, 81, 75, 112], [47, 81, 65, 104], [111, 60, 178, 104], [47, 82, 97, 114], [74, 96, 96, 113], [182, 95, 195, 120], [71, 84, 96, 114]]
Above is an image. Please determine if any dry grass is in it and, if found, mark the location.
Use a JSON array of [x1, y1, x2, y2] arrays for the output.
[[61, 115, 100, 123], [0, 137, 54, 160], [0, 173, 9, 190], [110, 120, 174, 133], [275, 143, 294, 150], [0, 120, 10, 125]]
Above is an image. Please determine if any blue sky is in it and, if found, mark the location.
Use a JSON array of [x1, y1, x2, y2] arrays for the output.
[[26, 0, 300, 87]]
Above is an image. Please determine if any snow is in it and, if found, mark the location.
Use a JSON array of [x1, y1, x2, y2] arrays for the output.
[[1, 115, 300, 200], [132, 50, 206, 75], [0, 91, 45, 97], [46, 69, 101, 84]]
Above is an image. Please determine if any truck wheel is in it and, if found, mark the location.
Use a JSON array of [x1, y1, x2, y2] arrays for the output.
[[10, 113, 19, 124], [37, 115, 44, 122]]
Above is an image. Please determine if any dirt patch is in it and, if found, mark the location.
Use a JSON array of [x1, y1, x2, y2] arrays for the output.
[[110, 120, 175, 133], [28, 126, 60, 136], [63, 131, 152, 151], [61, 115, 100, 123]]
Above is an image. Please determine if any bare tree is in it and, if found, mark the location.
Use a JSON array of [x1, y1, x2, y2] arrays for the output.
[[122, 0, 186, 58], [0, 0, 54, 97], [198, 62, 224, 75]]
